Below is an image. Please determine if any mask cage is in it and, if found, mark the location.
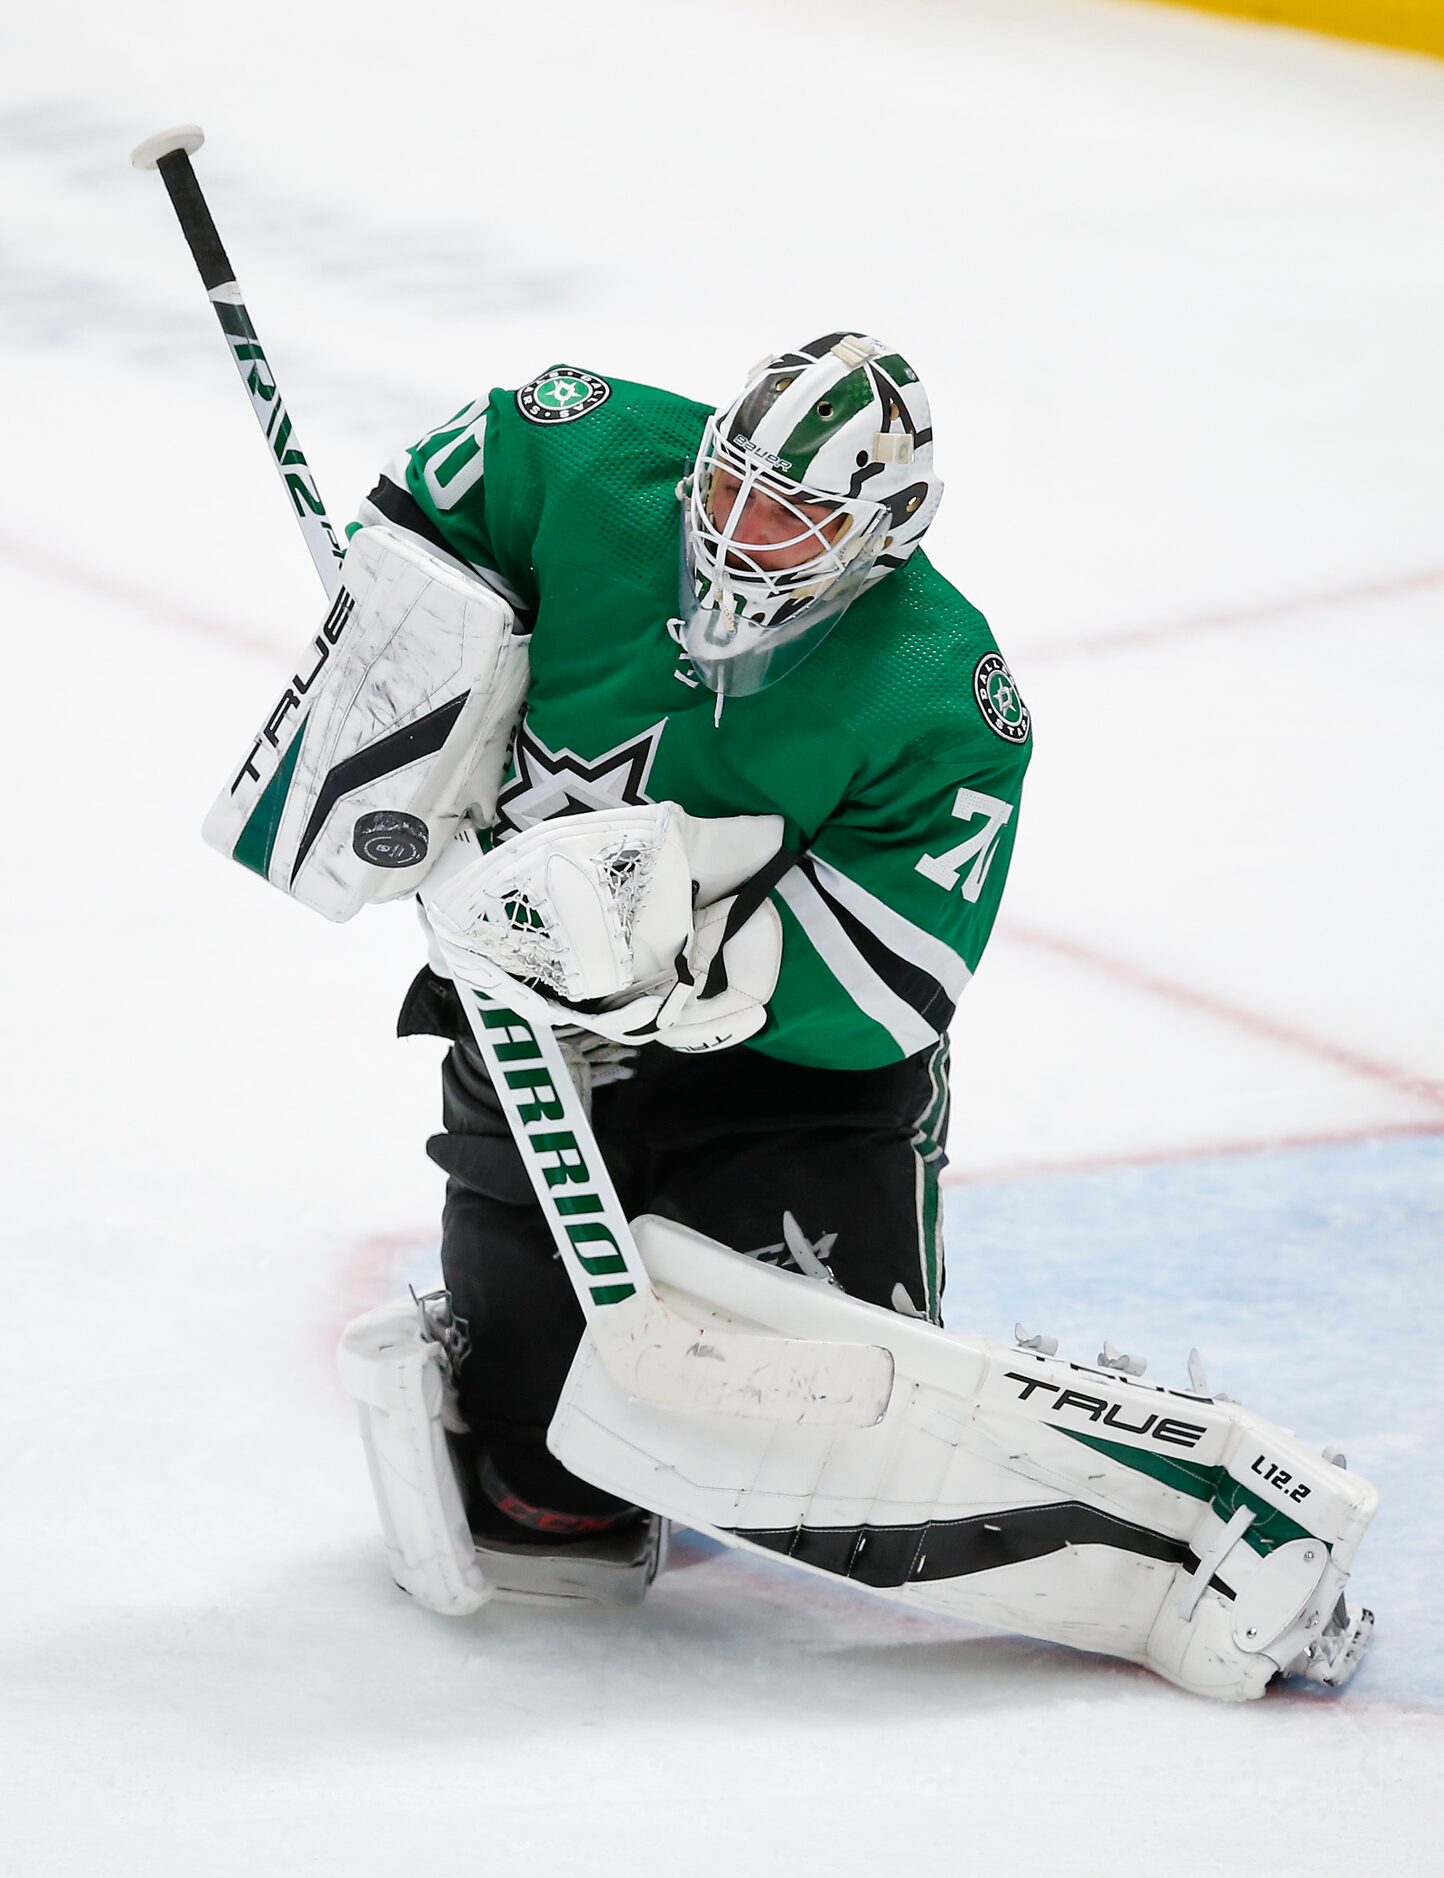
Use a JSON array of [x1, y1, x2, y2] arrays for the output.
[[685, 415, 887, 626]]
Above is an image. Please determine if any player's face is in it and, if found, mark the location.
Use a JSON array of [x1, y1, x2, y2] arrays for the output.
[[707, 467, 847, 572]]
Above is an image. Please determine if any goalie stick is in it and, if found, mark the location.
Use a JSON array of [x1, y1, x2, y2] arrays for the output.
[[458, 986, 892, 1424], [131, 126, 347, 597], [134, 125, 893, 1430]]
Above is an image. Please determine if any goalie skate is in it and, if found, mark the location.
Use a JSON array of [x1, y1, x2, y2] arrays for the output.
[[339, 1293, 667, 1613], [472, 1511, 668, 1608]]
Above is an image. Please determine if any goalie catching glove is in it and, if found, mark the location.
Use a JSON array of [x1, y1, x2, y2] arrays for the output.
[[420, 804, 787, 1052]]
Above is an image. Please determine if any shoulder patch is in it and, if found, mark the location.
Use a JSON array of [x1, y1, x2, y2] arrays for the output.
[[515, 366, 611, 426], [973, 652, 1030, 744]]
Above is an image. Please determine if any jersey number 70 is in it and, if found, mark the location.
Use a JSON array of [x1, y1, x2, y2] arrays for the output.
[[915, 787, 1014, 903]]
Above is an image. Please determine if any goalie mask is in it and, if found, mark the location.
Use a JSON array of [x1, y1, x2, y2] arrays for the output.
[[677, 333, 943, 698]]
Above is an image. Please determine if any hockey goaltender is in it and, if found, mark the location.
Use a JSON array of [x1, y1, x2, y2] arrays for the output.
[[207, 333, 1376, 1701]]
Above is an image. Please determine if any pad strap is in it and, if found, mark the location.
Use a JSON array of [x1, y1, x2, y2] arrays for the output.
[[700, 848, 801, 1001]]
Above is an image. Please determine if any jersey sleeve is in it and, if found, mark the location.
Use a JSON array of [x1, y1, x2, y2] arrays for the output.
[[349, 392, 541, 618], [757, 732, 1030, 1071]]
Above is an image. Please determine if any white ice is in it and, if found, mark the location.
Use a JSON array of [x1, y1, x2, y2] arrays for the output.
[[1, 0, 1442, 1871]]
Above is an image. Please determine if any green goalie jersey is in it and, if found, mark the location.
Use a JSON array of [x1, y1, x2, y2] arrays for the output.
[[356, 365, 1032, 1073]]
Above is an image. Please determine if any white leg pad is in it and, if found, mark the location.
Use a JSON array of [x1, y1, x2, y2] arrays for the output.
[[338, 1300, 491, 1616], [548, 1217, 1379, 1701]]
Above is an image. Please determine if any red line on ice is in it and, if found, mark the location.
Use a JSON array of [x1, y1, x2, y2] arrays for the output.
[[1001, 922, 1444, 1115], [0, 529, 289, 662], [13, 526, 1438, 678], [943, 1116, 1444, 1187], [1026, 563, 1444, 663], [20, 531, 1444, 1142]]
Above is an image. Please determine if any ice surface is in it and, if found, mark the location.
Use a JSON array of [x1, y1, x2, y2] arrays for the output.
[[2, 0, 1442, 1870]]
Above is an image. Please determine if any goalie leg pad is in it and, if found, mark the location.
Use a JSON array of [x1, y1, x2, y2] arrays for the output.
[[338, 1296, 669, 1612], [547, 1217, 1379, 1701], [338, 1297, 491, 1616]]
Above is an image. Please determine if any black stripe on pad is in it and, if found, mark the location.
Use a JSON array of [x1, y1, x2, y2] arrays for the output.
[[290, 692, 469, 884], [729, 1499, 1207, 1589]]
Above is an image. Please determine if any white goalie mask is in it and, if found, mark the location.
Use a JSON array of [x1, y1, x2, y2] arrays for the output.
[[677, 333, 944, 697]]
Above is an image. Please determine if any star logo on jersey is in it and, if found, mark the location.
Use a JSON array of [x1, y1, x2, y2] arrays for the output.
[[515, 367, 612, 426], [973, 652, 1030, 744], [493, 718, 667, 836], [537, 377, 588, 409]]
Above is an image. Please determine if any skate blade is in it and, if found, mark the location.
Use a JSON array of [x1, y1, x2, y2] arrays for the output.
[[477, 1516, 667, 1607]]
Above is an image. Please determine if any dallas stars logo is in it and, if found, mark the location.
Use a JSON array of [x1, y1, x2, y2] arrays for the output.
[[536, 376, 590, 411], [973, 652, 1030, 745], [515, 367, 611, 426], [494, 718, 667, 836]]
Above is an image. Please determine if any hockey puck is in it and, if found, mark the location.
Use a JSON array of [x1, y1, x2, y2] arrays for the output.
[[352, 811, 430, 868]]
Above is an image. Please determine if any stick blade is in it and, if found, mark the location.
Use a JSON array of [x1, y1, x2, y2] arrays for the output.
[[131, 124, 206, 170]]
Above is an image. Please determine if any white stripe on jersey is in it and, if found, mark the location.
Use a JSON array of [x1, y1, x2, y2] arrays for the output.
[[807, 855, 972, 1001], [775, 868, 938, 1057]]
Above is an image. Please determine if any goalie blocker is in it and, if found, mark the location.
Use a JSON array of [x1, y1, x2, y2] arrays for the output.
[[203, 524, 529, 919], [343, 1219, 1375, 1702]]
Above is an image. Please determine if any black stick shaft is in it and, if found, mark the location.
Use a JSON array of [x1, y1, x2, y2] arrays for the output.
[[141, 139, 345, 595]]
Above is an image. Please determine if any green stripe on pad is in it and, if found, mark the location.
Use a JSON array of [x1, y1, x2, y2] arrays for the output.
[[1061, 1426, 1218, 1501], [233, 718, 307, 879], [1212, 1475, 1314, 1552], [1054, 1426, 1315, 1554]]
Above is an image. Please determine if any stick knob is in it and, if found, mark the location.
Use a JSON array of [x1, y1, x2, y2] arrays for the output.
[[131, 124, 206, 171]]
